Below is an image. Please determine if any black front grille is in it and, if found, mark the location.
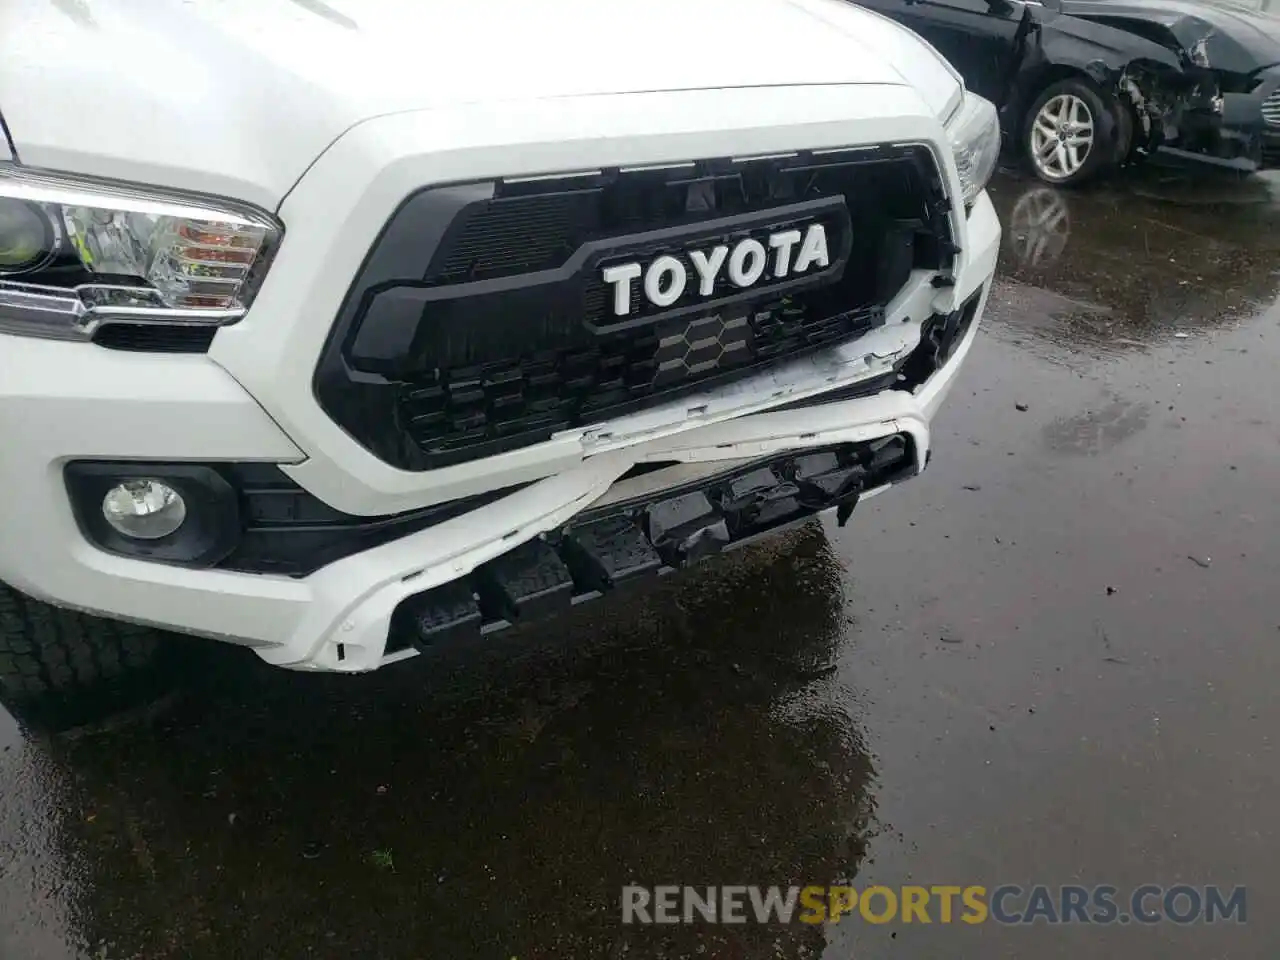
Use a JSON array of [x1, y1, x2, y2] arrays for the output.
[[401, 301, 881, 464], [432, 189, 603, 285], [316, 145, 953, 470]]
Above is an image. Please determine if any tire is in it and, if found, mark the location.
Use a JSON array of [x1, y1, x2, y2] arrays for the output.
[[0, 581, 167, 729], [1022, 78, 1122, 187]]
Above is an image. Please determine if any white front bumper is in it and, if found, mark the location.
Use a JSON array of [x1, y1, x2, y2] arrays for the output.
[[0, 86, 1000, 672]]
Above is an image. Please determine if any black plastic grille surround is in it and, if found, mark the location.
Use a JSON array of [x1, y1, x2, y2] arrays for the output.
[[316, 145, 954, 470], [216, 464, 522, 577], [64, 460, 525, 577]]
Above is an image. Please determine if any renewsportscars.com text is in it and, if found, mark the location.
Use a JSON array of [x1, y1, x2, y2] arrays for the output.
[[621, 884, 1247, 926]]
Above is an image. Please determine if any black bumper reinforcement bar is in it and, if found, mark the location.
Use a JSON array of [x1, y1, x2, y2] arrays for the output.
[[389, 435, 916, 653]]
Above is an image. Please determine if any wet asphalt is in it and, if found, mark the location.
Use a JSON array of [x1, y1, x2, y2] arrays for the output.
[[2, 164, 1280, 960]]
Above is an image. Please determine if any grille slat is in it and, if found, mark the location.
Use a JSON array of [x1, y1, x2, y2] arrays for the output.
[[432, 191, 602, 284], [92, 323, 216, 353], [1262, 85, 1280, 128]]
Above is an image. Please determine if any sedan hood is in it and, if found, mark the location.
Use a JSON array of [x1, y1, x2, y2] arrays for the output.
[[0, 0, 958, 210], [1062, 0, 1280, 73]]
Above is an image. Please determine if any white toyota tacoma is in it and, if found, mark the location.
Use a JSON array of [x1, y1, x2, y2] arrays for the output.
[[0, 0, 1000, 703]]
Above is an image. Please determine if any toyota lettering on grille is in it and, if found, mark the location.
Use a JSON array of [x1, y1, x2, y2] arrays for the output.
[[601, 223, 831, 317]]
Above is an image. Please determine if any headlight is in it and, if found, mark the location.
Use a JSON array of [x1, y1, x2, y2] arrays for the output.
[[946, 93, 1001, 207], [0, 166, 280, 340]]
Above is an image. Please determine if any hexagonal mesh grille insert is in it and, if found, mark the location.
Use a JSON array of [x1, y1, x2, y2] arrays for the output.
[[653, 313, 752, 384]]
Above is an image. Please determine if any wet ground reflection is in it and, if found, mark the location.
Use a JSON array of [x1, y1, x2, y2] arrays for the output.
[[2, 165, 1279, 960], [15, 528, 877, 959], [0, 711, 85, 959], [988, 166, 1280, 352]]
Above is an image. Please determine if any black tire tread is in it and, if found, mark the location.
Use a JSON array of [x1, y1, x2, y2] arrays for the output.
[[0, 582, 160, 701]]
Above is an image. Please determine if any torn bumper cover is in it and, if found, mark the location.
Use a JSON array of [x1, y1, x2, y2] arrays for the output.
[[1114, 66, 1279, 170], [377, 286, 984, 664], [0, 173, 997, 674], [393, 436, 915, 651], [274, 280, 985, 674], [1163, 70, 1280, 169]]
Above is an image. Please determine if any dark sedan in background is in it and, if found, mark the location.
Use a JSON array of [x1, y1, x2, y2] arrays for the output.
[[855, 0, 1280, 184]]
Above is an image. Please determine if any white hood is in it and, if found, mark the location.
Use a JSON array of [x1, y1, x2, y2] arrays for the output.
[[0, 0, 959, 209]]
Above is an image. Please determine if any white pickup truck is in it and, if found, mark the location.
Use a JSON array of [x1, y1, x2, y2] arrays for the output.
[[0, 0, 999, 704]]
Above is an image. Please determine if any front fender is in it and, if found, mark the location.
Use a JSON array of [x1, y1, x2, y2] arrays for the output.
[[1002, 12, 1187, 160], [1035, 11, 1184, 78]]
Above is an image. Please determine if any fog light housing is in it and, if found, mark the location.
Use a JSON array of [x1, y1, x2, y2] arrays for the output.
[[102, 480, 187, 540], [65, 463, 240, 566]]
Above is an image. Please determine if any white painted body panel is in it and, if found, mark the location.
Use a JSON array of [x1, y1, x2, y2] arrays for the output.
[[0, 0, 961, 208], [0, 1, 999, 672], [0, 194, 999, 671], [212, 84, 967, 516]]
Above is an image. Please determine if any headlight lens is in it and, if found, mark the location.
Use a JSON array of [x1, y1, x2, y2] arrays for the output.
[[947, 93, 1001, 206], [0, 166, 280, 340], [0, 199, 57, 274]]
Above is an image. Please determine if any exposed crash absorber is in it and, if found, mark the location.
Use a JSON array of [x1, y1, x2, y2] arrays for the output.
[[390, 437, 917, 651]]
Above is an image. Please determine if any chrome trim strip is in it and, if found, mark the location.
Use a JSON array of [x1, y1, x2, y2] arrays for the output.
[[0, 281, 245, 340]]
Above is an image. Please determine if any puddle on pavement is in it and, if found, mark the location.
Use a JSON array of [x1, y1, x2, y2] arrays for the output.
[[988, 167, 1280, 352], [0, 710, 87, 960], [3, 164, 1280, 960], [2, 527, 880, 959]]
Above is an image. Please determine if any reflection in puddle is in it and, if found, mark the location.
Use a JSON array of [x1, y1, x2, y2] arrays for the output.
[[7, 527, 877, 959], [0, 710, 86, 960], [1125, 167, 1280, 207], [987, 169, 1280, 347], [1009, 186, 1071, 269]]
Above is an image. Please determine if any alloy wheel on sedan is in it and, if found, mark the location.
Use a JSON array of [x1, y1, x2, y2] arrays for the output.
[[1029, 94, 1095, 182]]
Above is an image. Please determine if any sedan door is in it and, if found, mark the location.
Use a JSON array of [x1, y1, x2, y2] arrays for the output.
[[853, 0, 1029, 105]]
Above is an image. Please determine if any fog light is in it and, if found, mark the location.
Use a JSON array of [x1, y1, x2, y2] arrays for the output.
[[102, 480, 187, 540]]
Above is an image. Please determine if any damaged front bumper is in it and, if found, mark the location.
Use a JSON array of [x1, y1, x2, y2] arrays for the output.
[[394, 435, 918, 655], [1130, 66, 1280, 170], [0, 183, 998, 674], [1165, 92, 1274, 170], [308, 269, 988, 672], [308, 304, 983, 673]]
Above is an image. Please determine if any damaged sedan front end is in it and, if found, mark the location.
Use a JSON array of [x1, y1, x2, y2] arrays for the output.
[[1063, 0, 1280, 169], [1002, 9, 1189, 172], [854, 0, 1280, 183]]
